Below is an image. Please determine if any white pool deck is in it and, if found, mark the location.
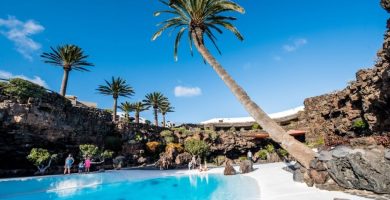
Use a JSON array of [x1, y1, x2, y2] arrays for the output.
[[184, 162, 369, 200]]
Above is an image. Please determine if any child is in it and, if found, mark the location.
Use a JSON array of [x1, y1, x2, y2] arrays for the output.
[[85, 156, 91, 173], [78, 161, 84, 173]]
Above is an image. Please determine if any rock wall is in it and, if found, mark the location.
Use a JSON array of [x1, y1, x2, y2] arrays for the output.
[[299, 18, 390, 147], [0, 92, 114, 177]]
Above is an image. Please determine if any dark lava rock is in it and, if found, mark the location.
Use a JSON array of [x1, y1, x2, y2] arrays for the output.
[[327, 152, 390, 194], [223, 159, 236, 176], [239, 160, 253, 174]]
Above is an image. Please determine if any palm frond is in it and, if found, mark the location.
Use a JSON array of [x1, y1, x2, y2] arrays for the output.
[[153, 0, 245, 61]]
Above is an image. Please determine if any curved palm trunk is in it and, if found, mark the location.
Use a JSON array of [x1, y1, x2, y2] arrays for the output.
[[135, 111, 140, 124], [60, 68, 70, 96], [192, 28, 315, 168], [153, 107, 158, 126], [113, 97, 118, 122]]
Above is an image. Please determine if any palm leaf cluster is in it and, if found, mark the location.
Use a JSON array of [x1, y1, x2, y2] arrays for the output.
[[143, 92, 172, 126], [97, 77, 134, 121], [152, 0, 245, 60], [41, 45, 93, 71], [97, 77, 134, 99]]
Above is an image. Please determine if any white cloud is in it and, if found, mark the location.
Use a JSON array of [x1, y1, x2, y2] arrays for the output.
[[0, 70, 48, 88], [0, 16, 44, 60], [283, 38, 307, 52], [174, 86, 202, 97]]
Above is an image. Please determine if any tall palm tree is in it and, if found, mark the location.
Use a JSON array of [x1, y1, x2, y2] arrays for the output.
[[97, 77, 134, 121], [130, 102, 149, 124], [152, 0, 315, 168], [119, 101, 133, 122], [41, 45, 93, 96], [159, 102, 174, 127], [143, 92, 168, 126]]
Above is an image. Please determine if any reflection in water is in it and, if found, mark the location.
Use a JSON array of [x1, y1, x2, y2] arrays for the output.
[[47, 175, 103, 197], [188, 173, 209, 188]]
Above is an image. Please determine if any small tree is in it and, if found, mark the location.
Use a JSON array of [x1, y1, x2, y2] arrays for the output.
[[184, 138, 209, 157], [79, 144, 113, 164], [27, 148, 57, 175]]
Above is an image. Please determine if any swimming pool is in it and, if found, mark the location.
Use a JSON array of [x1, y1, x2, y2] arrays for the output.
[[0, 170, 260, 200]]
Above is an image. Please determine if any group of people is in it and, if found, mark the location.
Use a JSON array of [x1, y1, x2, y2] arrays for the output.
[[63, 154, 92, 174], [188, 155, 208, 172]]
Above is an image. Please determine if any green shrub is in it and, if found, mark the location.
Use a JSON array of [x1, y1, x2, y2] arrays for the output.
[[256, 149, 268, 160], [251, 123, 261, 130], [145, 120, 151, 125], [205, 130, 218, 141], [160, 130, 173, 137], [27, 148, 56, 167], [164, 135, 175, 143], [229, 127, 236, 132], [79, 144, 113, 162], [104, 136, 122, 151], [184, 138, 209, 157], [265, 144, 275, 153], [3, 78, 47, 100], [134, 133, 144, 141], [306, 137, 325, 148], [353, 119, 367, 129], [277, 148, 289, 157]]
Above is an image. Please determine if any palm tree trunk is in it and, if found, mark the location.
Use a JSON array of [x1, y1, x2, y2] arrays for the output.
[[60, 68, 70, 96], [162, 114, 166, 127], [135, 111, 140, 124], [154, 107, 158, 126], [113, 97, 118, 122], [192, 28, 315, 168]]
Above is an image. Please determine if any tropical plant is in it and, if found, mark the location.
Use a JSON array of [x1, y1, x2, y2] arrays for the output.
[[255, 149, 268, 160], [130, 102, 149, 123], [165, 143, 184, 153], [159, 102, 175, 127], [97, 77, 134, 121], [143, 92, 168, 126], [146, 141, 162, 153], [2, 78, 47, 101], [251, 123, 261, 130], [152, 0, 315, 168], [79, 144, 113, 164], [41, 44, 93, 96], [265, 144, 275, 153], [184, 138, 209, 157], [27, 148, 57, 175], [119, 101, 133, 121]]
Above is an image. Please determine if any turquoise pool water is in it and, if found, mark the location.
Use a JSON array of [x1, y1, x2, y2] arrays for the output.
[[0, 171, 260, 200]]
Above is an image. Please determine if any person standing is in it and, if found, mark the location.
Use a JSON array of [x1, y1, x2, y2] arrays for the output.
[[85, 156, 91, 173], [64, 154, 74, 174], [247, 150, 253, 162]]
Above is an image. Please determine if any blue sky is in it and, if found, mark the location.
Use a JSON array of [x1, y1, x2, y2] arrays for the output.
[[0, 0, 388, 123]]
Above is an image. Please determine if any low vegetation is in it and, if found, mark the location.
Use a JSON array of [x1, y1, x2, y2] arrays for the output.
[[184, 138, 209, 157], [27, 148, 57, 175], [79, 144, 114, 163], [1, 78, 47, 101]]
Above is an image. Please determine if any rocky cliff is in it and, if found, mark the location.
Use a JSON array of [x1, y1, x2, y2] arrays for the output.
[[299, 18, 390, 147], [0, 92, 114, 177]]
